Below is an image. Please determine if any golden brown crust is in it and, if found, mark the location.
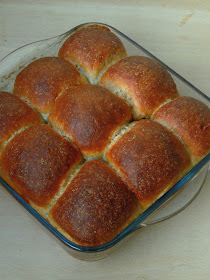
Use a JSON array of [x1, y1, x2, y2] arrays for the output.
[[153, 96, 210, 164], [85, 24, 110, 31], [13, 57, 88, 114], [58, 27, 127, 83], [0, 92, 43, 151], [48, 160, 140, 247], [105, 119, 191, 209], [0, 124, 83, 215], [100, 56, 179, 119], [48, 85, 131, 157]]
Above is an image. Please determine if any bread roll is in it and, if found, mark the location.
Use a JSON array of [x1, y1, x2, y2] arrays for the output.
[[105, 119, 191, 209], [59, 26, 127, 84], [0, 124, 83, 216], [153, 96, 210, 165], [48, 160, 140, 247], [0, 91, 43, 152], [13, 57, 88, 116], [49, 85, 131, 158], [100, 56, 179, 120]]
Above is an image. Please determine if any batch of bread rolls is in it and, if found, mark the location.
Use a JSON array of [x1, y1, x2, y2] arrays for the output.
[[0, 25, 209, 247]]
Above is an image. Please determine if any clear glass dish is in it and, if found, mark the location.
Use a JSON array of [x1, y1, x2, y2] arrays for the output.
[[0, 22, 209, 261]]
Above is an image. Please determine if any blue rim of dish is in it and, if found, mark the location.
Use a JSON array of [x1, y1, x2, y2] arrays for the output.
[[0, 22, 209, 253], [0, 153, 209, 253]]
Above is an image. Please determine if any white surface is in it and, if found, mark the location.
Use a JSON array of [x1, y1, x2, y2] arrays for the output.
[[0, 1, 210, 279]]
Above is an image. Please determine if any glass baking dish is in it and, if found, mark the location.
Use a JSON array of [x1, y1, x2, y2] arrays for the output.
[[0, 22, 209, 261]]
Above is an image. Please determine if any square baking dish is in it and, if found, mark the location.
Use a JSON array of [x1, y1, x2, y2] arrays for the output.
[[0, 22, 209, 261]]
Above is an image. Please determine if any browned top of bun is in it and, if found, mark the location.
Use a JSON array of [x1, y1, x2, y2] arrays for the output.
[[13, 57, 88, 114], [100, 56, 179, 119], [59, 26, 127, 83], [49, 85, 131, 157], [0, 124, 83, 210], [0, 92, 42, 150], [106, 120, 191, 209], [153, 96, 210, 164], [48, 160, 139, 246]]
